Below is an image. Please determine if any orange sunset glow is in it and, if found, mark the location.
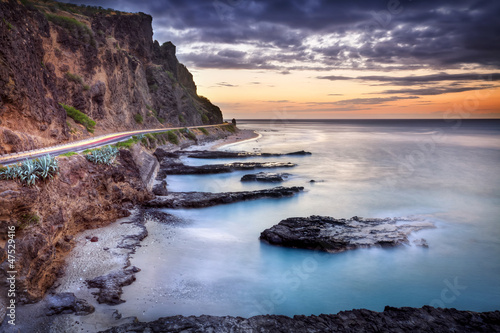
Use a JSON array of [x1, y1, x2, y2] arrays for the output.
[[62, 0, 500, 119]]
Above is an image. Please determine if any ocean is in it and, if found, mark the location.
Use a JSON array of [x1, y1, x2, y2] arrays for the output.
[[117, 119, 500, 320]]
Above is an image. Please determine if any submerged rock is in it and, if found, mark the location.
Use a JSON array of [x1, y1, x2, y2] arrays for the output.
[[100, 306, 500, 333], [260, 215, 435, 252], [145, 186, 304, 208], [241, 172, 290, 182], [46, 293, 94, 316]]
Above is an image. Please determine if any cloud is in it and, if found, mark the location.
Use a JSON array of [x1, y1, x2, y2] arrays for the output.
[[215, 82, 238, 87], [375, 85, 497, 96], [63, 0, 500, 71], [332, 96, 420, 105]]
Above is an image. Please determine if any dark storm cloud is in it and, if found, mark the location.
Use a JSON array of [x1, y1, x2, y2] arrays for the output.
[[63, 0, 500, 70], [318, 73, 500, 85], [375, 85, 496, 96]]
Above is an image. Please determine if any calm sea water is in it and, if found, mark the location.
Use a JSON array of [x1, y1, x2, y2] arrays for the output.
[[118, 119, 500, 320]]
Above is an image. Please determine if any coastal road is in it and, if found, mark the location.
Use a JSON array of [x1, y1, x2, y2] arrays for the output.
[[0, 124, 225, 165]]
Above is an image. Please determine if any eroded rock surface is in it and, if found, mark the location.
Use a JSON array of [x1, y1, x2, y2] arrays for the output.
[[145, 186, 304, 208], [100, 306, 500, 333], [241, 172, 290, 182], [260, 215, 435, 252], [45, 292, 94, 316], [157, 161, 296, 176], [86, 267, 140, 305]]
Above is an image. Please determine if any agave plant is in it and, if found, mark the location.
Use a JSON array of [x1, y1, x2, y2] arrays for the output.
[[20, 158, 38, 186], [35, 154, 59, 179]]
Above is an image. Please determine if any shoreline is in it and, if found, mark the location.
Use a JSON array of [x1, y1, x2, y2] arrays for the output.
[[0, 126, 262, 332], [209, 129, 260, 150]]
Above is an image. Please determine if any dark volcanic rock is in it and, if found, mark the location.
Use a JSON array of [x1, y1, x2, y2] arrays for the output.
[[152, 180, 168, 196], [185, 150, 312, 159], [160, 161, 296, 175], [46, 293, 94, 316], [86, 267, 140, 305], [241, 172, 289, 182], [100, 306, 500, 333], [145, 186, 304, 208], [260, 215, 435, 253]]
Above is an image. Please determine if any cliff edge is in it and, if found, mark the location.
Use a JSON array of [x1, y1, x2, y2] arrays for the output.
[[0, 0, 223, 154]]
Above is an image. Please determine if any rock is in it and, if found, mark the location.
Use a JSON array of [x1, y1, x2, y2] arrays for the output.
[[185, 150, 312, 159], [86, 267, 140, 305], [241, 172, 289, 182], [99, 306, 500, 333], [152, 180, 168, 196], [145, 186, 304, 209], [159, 161, 296, 175], [260, 215, 435, 253], [46, 293, 95, 316], [413, 238, 429, 247]]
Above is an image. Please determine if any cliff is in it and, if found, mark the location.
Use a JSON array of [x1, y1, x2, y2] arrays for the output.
[[0, 0, 223, 154], [0, 151, 152, 306]]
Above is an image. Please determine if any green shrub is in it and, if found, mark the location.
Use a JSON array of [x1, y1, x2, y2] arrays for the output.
[[149, 84, 158, 92], [223, 124, 237, 133], [199, 127, 209, 135], [167, 131, 179, 145], [60, 103, 96, 133], [19, 212, 40, 229], [134, 113, 143, 124], [165, 70, 175, 81], [3, 19, 13, 31], [201, 114, 209, 124], [178, 114, 185, 124], [83, 84, 90, 91], [156, 117, 165, 124], [45, 13, 95, 47], [65, 72, 83, 84], [59, 151, 77, 157]]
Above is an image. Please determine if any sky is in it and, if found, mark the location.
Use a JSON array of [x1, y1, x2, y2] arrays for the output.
[[62, 0, 500, 119]]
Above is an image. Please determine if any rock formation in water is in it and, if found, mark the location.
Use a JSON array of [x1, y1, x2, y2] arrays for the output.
[[184, 150, 312, 159], [260, 215, 435, 252], [241, 172, 289, 182], [145, 186, 304, 209], [101, 306, 500, 333], [0, 0, 223, 154]]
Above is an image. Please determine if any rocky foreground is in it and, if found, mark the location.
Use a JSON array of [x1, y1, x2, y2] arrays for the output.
[[260, 216, 435, 252], [101, 306, 500, 333]]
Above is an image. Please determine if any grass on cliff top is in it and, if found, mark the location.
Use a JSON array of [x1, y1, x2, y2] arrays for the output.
[[45, 13, 96, 47], [61, 103, 96, 133]]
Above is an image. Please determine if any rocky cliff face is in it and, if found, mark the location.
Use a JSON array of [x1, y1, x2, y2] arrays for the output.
[[0, 150, 152, 306], [0, 0, 223, 154]]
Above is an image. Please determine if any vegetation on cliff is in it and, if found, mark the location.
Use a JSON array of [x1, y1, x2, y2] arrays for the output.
[[60, 103, 96, 133], [0, 154, 59, 186]]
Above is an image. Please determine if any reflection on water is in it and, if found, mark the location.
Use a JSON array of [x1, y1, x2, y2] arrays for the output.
[[118, 120, 500, 320]]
